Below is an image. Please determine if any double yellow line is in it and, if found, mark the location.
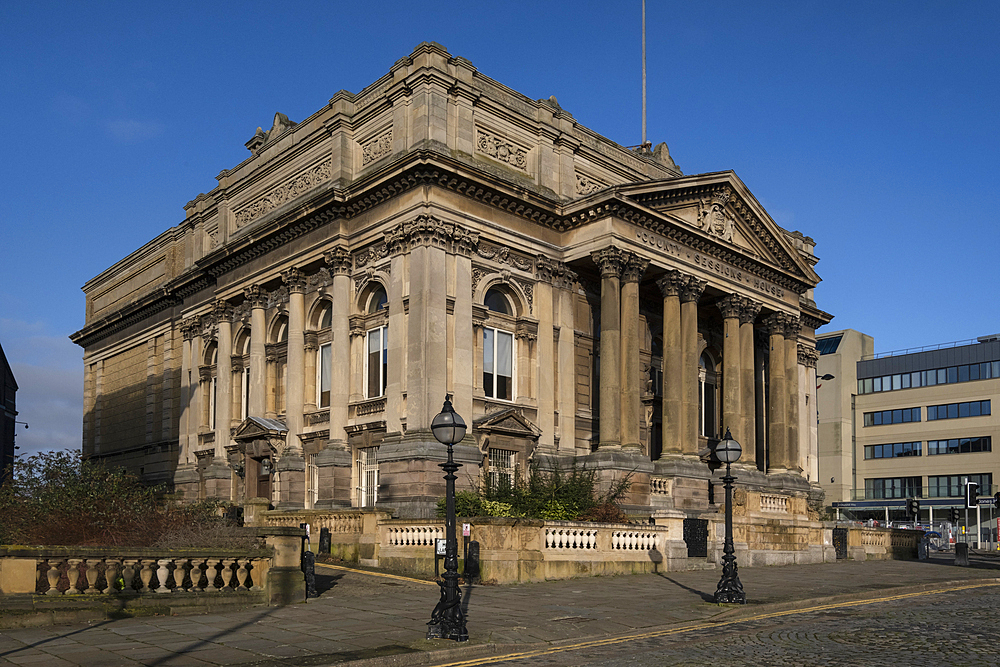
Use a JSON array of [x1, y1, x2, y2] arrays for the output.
[[431, 580, 1000, 667]]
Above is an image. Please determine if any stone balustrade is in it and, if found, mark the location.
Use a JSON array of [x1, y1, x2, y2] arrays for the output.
[[759, 494, 789, 513]]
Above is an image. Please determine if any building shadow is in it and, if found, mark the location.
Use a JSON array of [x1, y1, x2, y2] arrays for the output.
[[655, 573, 716, 603]]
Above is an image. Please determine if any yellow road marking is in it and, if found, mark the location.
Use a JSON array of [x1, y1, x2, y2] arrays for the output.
[[314, 561, 438, 586], [430, 580, 1000, 667]]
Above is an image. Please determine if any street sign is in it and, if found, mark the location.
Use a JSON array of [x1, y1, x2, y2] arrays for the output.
[[979, 498, 997, 507]]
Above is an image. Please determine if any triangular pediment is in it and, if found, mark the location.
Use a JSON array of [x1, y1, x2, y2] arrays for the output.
[[614, 172, 820, 286], [233, 416, 288, 441], [474, 408, 542, 439]]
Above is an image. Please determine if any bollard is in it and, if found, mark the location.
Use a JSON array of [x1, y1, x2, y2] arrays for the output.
[[955, 542, 970, 566], [302, 550, 318, 598], [463, 541, 480, 584], [319, 527, 331, 555]]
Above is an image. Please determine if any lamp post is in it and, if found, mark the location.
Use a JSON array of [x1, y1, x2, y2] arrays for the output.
[[714, 427, 746, 604], [426, 394, 469, 642]]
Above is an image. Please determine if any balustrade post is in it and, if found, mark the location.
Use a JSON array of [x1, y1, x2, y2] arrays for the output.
[[249, 559, 266, 591], [236, 559, 249, 591], [189, 559, 206, 592], [205, 559, 221, 591], [138, 560, 155, 593], [66, 558, 83, 595], [172, 558, 188, 592], [84, 559, 100, 593], [121, 559, 138, 593], [104, 559, 121, 594], [155, 559, 172, 593], [219, 558, 235, 590], [45, 560, 61, 595]]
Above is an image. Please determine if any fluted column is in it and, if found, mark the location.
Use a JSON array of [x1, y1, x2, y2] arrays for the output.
[[739, 299, 762, 466], [591, 247, 626, 450], [283, 268, 306, 451], [245, 286, 267, 418], [718, 295, 743, 445], [214, 301, 233, 458], [657, 271, 684, 455], [556, 265, 578, 453], [535, 257, 557, 452], [621, 253, 648, 452], [784, 316, 801, 472], [680, 277, 707, 455], [764, 313, 787, 471], [325, 249, 352, 448]]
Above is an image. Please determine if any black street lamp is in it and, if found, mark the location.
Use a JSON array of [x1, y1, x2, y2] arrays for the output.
[[714, 427, 746, 604], [426, 394, 469, 642]]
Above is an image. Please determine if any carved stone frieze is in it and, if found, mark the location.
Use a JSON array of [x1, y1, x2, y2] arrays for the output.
[[267, 285, 289, 309], [355, 242, 389, 267], [200, 313, 217, 340], [476, 129, 528, 171], [477, 240, 532, 271], [308, 267, 332, 291], [233, 301, 252, 324], [361, 129, 393, 166], [234, 159, 333, 228], [575, 172, 606, 196]]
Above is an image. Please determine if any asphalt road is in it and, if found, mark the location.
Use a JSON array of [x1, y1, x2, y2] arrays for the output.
[[426, 582, 1000, 667]]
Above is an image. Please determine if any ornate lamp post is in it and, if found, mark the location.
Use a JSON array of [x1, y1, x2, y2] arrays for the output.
[[426, 394, 469, 641], [714, 427, 746, 604]]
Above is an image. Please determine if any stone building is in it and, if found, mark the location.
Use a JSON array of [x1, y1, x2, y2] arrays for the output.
[[71, 42, 832, 519]]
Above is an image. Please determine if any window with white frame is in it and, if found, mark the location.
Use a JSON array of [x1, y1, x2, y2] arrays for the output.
[[483, 288, 514, 401], [488, 447, 516, 489], [364, 286, 388, 399], [357, 446, 379, 507], [318, 343, 331, 408]]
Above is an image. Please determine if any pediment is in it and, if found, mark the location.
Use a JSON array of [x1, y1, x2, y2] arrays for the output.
[[474, 408, 542, 439], [615, 172, 820, 286], [233, 416, 288, 441]]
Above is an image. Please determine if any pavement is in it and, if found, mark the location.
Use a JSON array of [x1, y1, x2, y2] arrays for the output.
[[1, 551, 999, 667]]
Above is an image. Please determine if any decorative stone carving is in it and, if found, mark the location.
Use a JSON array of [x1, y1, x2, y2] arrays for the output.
[[267, 285, 289, 309], [717, 294, 744, 320], [697, 188, 735, 243], [535, 256, 557, 284], [476, 129, 528, 171], [281, 268, 306, 293], [308, 267, 332, 291], [798, 345, 819, 368], [477, 241, 532, 271], [740, 298, 762, 325], [656, 270, 685, 298], [304, 332, 319, 352], [232, 301, 251, 324], [212, 301, 234, 325], [591, 246, 627, 279], [575, 172, 606, 196], [361, 129, 392, 166], [200, 314, 217, 340], [234, 159, 333, 228], [348, 315, 366, 338], [784, 315, 801, 340], [515, 320, 537, 342], [621, 253, 649, 284], [244, 286, 267, 310], [554, 264, 578, 291], [181, 317, 199, 341], [763, 313, 788, 337], [679, 277, 707, 304]]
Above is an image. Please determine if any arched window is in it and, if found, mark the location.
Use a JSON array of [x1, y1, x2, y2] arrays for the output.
[[368, 286, 388, 313], [316, 303, 332, 408], [483, 287, 514, 401], [699, 352, 718, 438], [364, 284, 388, 399]]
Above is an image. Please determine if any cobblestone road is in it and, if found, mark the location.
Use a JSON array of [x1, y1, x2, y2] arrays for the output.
[[438, 583, 1000, 667]]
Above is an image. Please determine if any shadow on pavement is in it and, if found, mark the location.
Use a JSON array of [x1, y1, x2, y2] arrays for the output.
[[655, 574, 716, 603]]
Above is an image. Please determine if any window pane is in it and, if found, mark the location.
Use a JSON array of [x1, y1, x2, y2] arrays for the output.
[[969, 364, 980, 381], [483, 329, 495, 374], [864, 378, 873, 393], [912, 372, 922, 387], [873, 377, 882, 392], [982, 400, 991, 416], [959, 365, 969, 382], [497, 331, 513, 376], [901, 374, 911, 389], [893, 374, 902, 390], [937, 368, 947, 384], [959, 402, 970, 418], [320, 344, 331, 408], [947, 367, 958, 384], [948, 404, 958, 419], [892, 409, 902, 424]]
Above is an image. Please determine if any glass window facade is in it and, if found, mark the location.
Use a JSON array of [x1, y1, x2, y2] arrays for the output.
[[927, 436, 991, 456], [927, 473, 992, 498], [927, 400, 991, 421], [858, 361, 1000, 395], [865, 476, 922, 499], [864, 441, 921, 460], [863, 407, 921, 427]]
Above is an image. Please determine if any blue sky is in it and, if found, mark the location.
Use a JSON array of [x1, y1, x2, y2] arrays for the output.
[[2, 1, 998, 455]]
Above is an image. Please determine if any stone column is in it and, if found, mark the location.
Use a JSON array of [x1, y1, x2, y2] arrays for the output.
[[620, 253, 648, 452], [764, 313, 787, 471], [178, 320, 195, 467], [680, 277, 707, 455], [325, 248, 352, 446], [739, 299, 762, 466], [784, 316, 801, 473], [717, 294, 743, 444], [800, 345, 820, 481], [283, 268, 306, 449], [214, 301, 233, 459], [230, 354, 243, 426], [452, 226, 478, 424], [656, 271, 684, 455], [303, 332, 317, 412], [555, 265, 578, 454], [591, 247, 626, 450], [535, 257, 557, 452], [245, 286, 267, 418], [385, 227, 408, 434]]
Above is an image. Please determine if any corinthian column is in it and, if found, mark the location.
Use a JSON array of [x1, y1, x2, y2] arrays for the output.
[[680, 276, 707, 454], [245, 286, 267, 418], [657, 271, 684, 455], [740, 298, 762, 466], [784, 315, 801, 473], [214, 301, 233, 459], [535, 257, 557, 452], [325, 248, 352, 449], [283, 268, 306, 452], [591, 247, 626, 450], [717, 294, 743, 445], [621, 253, 648, 452], [764, 313, 787, 471]]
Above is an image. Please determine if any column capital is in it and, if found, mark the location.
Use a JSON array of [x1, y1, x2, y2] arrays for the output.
[[451, 223, 479, 257], [324, 247, 353, 275], [281, 268, 307, 293], [349, 314, 366, 338], [798, 344, 819, 368], [656, 270, 686, 298], [304, 332, 319, 352], [244, 285, 267, 310], [591, 246, 627, 279], [763, 312, 787, 337], [784, 315, 801, 339], [740, 298, 762, 325], [716, 294, 744, 319], [231, 355, 244, 371], [213, 300, 234, 323], [181, 317, 199, 341], [621, 253, 649, 284], [680, 277, 707, 304], [535, 255, 558, 284]]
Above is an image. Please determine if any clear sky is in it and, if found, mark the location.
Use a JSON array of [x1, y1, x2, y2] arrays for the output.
[[2, 1, 998, 456]]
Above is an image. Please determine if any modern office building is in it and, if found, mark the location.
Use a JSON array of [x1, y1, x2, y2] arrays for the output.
[[817, 330, 1000, 531], [71, 43, 832, 519]]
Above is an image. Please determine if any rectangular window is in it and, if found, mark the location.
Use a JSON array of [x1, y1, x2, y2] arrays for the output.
[[357, 446, 379, 507], [865, 476, 921, 499], [928, 436, 991, 456], [928, 473, 992, 498], [959, 365, 970, 383], [488, 448, 517, 489], [863, 378, 873, 394], [483, 328, 514, 401], [937, 368, 947, 385], [366, 327, 387, 398], [209, 376, 217, 430], [318, 343, 331, 408], [863, 407, 921, 426], [873, 377, 882, 392], [865, 441, 922, 459], [928, 400, 990, 422], [901, 373, 911, 389], [947, 366, 958, 384], [241, 367, 250, 420]]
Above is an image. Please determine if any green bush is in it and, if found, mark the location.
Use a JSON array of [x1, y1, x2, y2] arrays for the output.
[[0, 450, 242, 547], [437, 462, 632, 522]]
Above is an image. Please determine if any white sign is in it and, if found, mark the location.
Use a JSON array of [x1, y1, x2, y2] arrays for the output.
[[435, 538, 447, 556], [463, 523, 471, 537]]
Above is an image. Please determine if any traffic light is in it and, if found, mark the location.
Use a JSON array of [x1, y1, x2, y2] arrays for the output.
[[906, 497, 920, 518], [950, 507, 961, 523], [966, 481, 980, 509], [994, 491, 1000, 507]]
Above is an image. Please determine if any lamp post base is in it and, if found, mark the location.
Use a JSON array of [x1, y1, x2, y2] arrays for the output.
[[714, 556, 746, 604], [426, 577, 468, 641]]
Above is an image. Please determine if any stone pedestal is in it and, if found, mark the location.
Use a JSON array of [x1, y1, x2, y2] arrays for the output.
[[274, 454, 306, 510], [313, 446, 352, 509]]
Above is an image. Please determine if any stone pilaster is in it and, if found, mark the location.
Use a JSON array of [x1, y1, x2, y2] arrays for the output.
[[535, 257, 557, 453], [764, 313, 787, 471], [244, 286, 267, 418], [282, 268, 306, 452], [680, 276, 707, 455], [739, 299, 762, 466], [799, 344, 820, 481], [452, 224, 478, 424], [591, 247, 626, 450], [620, 253, 648, 452], [657, 271, 684, 455], [325, 247, 353, 447], [555, 264, 578, 453], [784, 316, 801, 473], [717, 294, 743, 444], [213, 302, 234, 460]]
